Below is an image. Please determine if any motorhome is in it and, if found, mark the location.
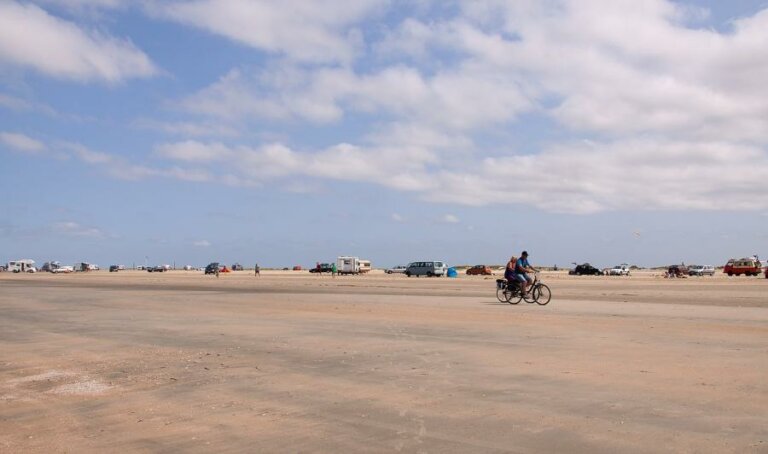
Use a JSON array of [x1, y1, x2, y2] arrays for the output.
[[336, 256, 372, 275], [8, 259, 36, 273]]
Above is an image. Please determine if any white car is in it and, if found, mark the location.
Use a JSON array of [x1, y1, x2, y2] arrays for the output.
[[689, 265, 715, 276], [386, 265, 408, 274], [52, 265, 74, 273], [608, 264, 631, 276]]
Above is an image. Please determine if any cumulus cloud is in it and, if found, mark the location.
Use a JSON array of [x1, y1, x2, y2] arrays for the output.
[[0, 1, 157, 83], [0, 132, 46, 153], [428, 138, 768, 213], [146, 0, 385, 63], [19, 0, 768, 214]]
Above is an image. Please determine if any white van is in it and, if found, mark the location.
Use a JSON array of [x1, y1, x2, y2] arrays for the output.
[[405, 261, 447, 277]]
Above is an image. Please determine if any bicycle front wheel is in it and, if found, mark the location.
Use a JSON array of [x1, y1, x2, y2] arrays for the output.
[[534, 284, 551, 305]]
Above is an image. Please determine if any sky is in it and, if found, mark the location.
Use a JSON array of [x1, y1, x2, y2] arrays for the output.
[[1, 0, 768, 269]]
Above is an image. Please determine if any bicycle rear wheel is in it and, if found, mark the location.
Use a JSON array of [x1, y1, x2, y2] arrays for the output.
[[496, 287, 508, 303], [534, 284, 551, 305]]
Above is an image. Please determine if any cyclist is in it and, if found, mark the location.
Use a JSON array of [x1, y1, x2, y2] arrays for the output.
[[515, 251, 538, 295]]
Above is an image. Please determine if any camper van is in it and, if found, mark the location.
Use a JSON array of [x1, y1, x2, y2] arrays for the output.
[[8, 259, 36, 273], [336, 256, 372, 275]]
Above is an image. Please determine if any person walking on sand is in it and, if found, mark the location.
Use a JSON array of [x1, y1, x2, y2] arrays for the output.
[[254, 263, 260, 277], [331, 262, 337, 278]]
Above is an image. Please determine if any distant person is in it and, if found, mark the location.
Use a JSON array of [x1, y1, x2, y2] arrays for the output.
[[515, 251, 538, 294], [215, 266, 220, 278], [331, 262, 337, 277], [254, 263, 260, 277]]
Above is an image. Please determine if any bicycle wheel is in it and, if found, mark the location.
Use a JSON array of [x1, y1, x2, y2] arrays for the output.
[[523, 286, 536, 303], [507, 287, 522, 304], [495, 287, 508, 303], [534, 284, 551, 305]]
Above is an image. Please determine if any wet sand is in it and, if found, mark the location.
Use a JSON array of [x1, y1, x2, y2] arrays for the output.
[[1, 271, 767, 452]]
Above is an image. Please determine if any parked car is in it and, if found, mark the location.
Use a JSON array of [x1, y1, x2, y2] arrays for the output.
[[405, 261, 447, 277], [204, 262, 220, 275], [667, 264, 689, 277], [466, 265, 493, 275], [569, 263, 602, 276], [386, 265, 407, 274], [52, 265, 74, 273], [765, 266, 768, 279], [724, 257, 762, 276], [607, 264, 631, 276], [292, 265, 303, 271], [231, 263, 244, 271], [109, 265, 121, 272], [310, 263, 334, 273], [688, 265, 715, 276]]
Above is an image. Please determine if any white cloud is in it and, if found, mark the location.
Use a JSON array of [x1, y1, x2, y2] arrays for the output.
[[441, 214, 460, 224], [133, 119, 239, 138], [193, 240, 211, 247], [146, 0, 385, 63], [0, 132, 46, 153], [52, 221, 106, 239], [15, 0, 768, 215], [427, 138, 768, 213], [391, 213, 404, 223], [153, 140, 436, 190], [0, 1, 157, 83]]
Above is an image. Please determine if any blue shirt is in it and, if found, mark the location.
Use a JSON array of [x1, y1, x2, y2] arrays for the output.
[[515, 258, 530, 274]]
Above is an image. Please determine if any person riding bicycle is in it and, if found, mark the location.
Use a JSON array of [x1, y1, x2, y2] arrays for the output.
[[515, 251, 538, 295]]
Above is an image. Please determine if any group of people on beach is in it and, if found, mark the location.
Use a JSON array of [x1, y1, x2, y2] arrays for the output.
[[504, 250, 538, 294]]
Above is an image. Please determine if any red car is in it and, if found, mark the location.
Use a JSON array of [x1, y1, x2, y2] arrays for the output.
[[466, 265, 493, 275], [723, 258, 762, 276]]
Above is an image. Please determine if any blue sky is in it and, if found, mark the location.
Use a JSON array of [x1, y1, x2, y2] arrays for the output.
[[1, 0, 767, 269]]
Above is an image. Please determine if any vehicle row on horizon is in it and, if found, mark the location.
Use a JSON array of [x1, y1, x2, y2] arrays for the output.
[[3, 257, 767, 279]]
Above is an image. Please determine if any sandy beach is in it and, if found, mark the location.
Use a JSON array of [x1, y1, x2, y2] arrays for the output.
[[1, 271, 766, 452]]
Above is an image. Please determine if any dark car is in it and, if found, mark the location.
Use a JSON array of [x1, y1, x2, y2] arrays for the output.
[[109, 265, 120, 272], [667, 264, 689, 277], [569, 263, 602, 276], [310, 263, 333, 273], [205, 262, 220, 275]]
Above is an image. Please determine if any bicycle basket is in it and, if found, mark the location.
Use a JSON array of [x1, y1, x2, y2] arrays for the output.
[[496, 279, 507, 289]]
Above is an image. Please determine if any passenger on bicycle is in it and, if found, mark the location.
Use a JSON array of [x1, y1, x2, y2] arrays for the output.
[[504, 256, 517, 282], [515, 251, 538, 294]]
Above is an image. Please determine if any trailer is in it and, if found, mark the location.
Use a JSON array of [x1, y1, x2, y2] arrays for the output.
[[336, 256, 372, 275]]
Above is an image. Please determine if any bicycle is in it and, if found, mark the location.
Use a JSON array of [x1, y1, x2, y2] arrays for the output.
[[495, 272, 551, 305]]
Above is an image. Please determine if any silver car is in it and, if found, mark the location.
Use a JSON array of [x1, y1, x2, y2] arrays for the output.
[[688, 265, 715, 276]]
